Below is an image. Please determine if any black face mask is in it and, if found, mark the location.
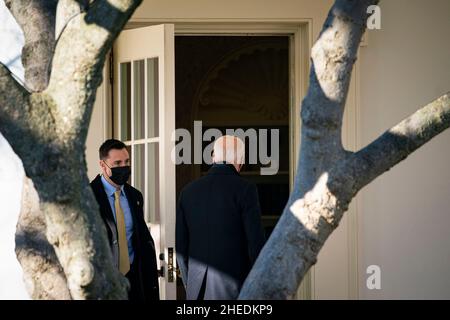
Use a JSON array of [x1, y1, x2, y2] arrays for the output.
[[104, 161, 131, 185]]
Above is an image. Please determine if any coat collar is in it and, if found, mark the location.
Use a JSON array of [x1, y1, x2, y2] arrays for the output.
[[91, 174, 138, 226], [207, 163, 240, 176], [91, 174, 116, 225], [100, 175, 125, 198]]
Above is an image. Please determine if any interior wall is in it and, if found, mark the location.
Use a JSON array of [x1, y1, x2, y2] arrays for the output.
[[358, 0, 450, 299]]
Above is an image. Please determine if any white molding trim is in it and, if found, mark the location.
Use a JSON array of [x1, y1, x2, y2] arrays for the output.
[[347, 60, 361, 299], [350, 59, 363, 299]]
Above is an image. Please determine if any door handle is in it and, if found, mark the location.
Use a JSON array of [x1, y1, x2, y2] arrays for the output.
[[158, 266, 165, 277], [158, 253, 165, 277], [157, 249, 175, 281]]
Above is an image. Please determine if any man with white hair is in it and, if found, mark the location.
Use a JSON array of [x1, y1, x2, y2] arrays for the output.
[[176, 135, 265, 300]]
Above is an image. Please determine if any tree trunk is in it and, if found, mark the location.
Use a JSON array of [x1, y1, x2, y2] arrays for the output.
[[4, 0, 57, 92], [5, 0, 69, 299], [16, 177, 71, 299], [1, 0, 143, 299]]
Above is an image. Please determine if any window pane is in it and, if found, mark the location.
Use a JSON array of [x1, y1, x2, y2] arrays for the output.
[[133, 60, 145, 140], [147, 58, 159, 138], [147, 142, 159, 223], [133, 144, 145, 197], [120, 62, 131, 141]]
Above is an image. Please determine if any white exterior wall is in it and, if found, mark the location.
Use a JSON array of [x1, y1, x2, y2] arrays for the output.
[[358, 0, 450, 299]]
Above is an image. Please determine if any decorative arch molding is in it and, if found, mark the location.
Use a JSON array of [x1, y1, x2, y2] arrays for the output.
[[192, 39, 289, 126]]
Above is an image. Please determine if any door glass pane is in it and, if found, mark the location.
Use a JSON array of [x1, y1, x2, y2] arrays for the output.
[[134, 60, 145, 140], [120, 62, 131, 141], [133, 144, 145, 197], [147, 142, 159, 223], [147, 58, 159, 138]]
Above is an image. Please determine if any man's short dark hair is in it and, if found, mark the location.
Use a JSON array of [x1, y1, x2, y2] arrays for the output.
[[99, 139, 127, 160]]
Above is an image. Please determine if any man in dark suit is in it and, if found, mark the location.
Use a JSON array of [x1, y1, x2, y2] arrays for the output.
[[176, 135, 266, 300], [90, 139, 159, 300]]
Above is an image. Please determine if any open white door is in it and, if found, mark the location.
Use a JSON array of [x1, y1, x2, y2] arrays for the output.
[[113, 24, 176, 299]]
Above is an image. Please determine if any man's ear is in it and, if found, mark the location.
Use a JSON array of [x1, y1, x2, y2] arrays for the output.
[[99, 160, 107, 174]]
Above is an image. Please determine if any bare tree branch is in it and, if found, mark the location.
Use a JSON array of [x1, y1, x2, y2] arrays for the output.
[[0, 63, 60, 175], [295, 0, 379, 197], [350, 92, 450, 191], [55, 0, 89, 39], [4, 0, 57, 91], [0, 63, 33, 150], [46, 0, 142, 145]]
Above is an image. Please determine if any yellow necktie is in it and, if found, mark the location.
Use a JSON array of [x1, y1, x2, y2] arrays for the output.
[[114, 190, 130, 275]]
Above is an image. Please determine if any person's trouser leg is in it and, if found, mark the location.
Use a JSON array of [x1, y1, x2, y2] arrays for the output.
[[197, 273, 207, 300]]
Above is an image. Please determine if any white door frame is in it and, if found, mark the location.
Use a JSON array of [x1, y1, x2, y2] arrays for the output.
[[112, 24, 176, 300], [101, 18, 361, 300]]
